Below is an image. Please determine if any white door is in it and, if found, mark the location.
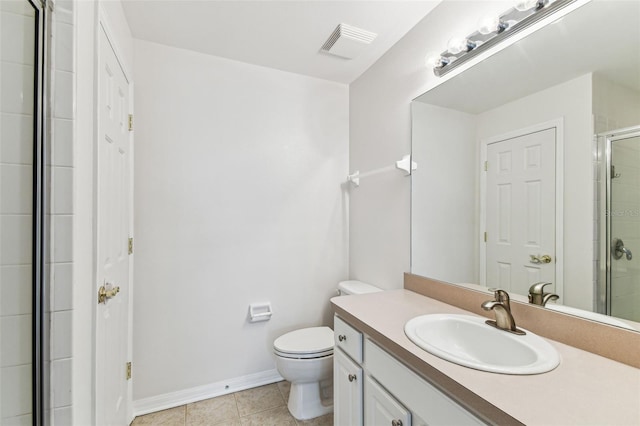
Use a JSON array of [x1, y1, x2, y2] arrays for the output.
[[485, 128, 556, 295], [96, 25, 131, 426]]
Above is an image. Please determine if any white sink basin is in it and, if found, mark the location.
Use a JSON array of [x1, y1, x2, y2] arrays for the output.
[[404, 314, 560, 375]]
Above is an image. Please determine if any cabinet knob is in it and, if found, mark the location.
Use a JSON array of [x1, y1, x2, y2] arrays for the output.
[[348, 374, 357, 382], [338, 335, 347, 342], [391, 420, 403, 426]]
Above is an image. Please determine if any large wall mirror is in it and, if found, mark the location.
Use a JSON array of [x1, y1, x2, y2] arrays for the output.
[[411, 0, 640, 330]]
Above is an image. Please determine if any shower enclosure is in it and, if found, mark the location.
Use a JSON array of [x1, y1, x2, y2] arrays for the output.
[[598, 126, 640, 323], [1, 0, 46, 423]]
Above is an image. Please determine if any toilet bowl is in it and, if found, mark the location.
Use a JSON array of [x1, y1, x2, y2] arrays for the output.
[[273, 280, 382, 420], [274, 327, 334, 420]]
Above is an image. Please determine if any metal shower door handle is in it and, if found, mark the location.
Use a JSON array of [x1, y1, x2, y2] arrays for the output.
[[613, 238, 633, 260]]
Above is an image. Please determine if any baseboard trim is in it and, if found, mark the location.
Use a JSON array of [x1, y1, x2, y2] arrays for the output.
[[132, 369, 284, 417]]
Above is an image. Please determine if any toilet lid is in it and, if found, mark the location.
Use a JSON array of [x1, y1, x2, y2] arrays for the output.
[[274, 326, 334, 355]]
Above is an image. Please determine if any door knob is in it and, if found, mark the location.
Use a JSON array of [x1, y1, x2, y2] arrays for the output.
[[98, 282, 120, 304], [338, 335, 346, 342], [529, 254, 552, 264], [613, 238, 633, 261], [348, 374, 357, 382]]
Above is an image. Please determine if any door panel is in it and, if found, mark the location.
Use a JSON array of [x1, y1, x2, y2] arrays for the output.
[[486, 128, 556, 295], [609, 135, 640, 322], [334, 349, 363, 426], [364, 376, 411, 426], [96, 25, 130, 426]]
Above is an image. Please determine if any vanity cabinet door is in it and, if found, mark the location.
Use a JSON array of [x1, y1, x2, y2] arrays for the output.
[[334, 348, 363, 426], [364, 376, 411, 426], [365, 339, 484, 425]]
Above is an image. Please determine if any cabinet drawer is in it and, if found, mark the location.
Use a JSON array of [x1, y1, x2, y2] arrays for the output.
[[334, 316, 363, 363], [365, 339, 485, 425]]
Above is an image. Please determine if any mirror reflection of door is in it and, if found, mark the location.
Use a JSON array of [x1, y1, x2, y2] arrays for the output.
[[609, 134, 640, 322], [484, 128, 556, 295]]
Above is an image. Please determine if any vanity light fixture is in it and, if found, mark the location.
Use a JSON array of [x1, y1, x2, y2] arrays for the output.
[[429, 0, 576, 77]]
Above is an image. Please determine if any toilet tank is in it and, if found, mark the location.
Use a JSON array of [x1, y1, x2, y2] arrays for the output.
[[337, 280, 382, 296]]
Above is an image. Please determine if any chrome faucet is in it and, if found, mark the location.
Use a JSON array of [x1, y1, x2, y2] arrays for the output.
[[528, 282, 559, 306], [481, 289, 525, 335]]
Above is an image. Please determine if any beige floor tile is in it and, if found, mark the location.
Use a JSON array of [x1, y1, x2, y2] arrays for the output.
[[297, 413, 333, 426], [276, 381, 291, 402], [234, 384, 285, 417], [239, 406, 297, 426], [186, 394, 240, 426], [210, 421, 242, 426], [131, 406, 186, 425]]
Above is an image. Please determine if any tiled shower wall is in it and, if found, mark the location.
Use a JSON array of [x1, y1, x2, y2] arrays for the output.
[[0, 1, 36, 423], [48, 0, 76, 423]]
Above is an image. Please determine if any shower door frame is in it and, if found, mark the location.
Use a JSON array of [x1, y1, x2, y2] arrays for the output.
[[597, 126, 640, 316], [29, 0, 47, 424]]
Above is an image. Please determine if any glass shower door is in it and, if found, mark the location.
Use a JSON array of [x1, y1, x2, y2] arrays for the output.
[[608, 130, 640, 322], [1, 0, 45, 423]]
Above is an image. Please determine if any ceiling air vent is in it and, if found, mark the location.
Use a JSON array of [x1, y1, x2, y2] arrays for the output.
[[320, 23, 377, 59]]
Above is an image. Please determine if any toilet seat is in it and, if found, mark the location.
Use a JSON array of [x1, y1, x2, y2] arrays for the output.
[[274, 326, 334, 359]]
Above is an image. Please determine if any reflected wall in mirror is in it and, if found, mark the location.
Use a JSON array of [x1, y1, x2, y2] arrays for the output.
[[411, 0, 640, 330]]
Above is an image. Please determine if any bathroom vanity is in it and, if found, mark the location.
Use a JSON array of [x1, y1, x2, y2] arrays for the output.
[[334, 316, 483, 425], [331, 287, 640, 425]]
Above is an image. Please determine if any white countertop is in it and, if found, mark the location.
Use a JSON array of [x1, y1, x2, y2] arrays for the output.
[[331, 289, 640, 425]]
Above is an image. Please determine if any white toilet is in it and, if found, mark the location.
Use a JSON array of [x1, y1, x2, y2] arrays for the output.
[[273, 280, 382, 420]]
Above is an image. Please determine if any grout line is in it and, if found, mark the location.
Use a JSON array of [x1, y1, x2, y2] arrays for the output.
[[0, 111, 33, 118], [0, 162, 34, 166]]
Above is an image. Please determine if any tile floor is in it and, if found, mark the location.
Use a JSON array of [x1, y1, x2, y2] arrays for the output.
[[131, 382, 333, 426]]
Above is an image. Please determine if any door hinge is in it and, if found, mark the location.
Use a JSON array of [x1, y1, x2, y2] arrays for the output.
[[128, 237, 133, 255], [484, 161, 488, 171], [128, 114, 134, 132], [126, 362, 132, 380], [484, 232, 487, 242]]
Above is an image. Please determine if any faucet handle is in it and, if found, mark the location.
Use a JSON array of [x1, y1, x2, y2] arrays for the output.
[[492, 289, 511, 309], [529, 282, 552, 295]]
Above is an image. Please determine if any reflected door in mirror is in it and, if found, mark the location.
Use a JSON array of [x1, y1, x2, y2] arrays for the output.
[[485, 128, 556, 295]]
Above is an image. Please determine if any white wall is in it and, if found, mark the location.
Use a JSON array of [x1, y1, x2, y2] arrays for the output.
[[132, 40, 349, 403], [411, 102, 478, 283], [349, 1, 509, 289], [593, 73, 640, 133], [477, 74, 594, 310]]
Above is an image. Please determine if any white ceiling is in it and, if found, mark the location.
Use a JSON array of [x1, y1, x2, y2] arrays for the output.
[[121, 1, 441, 84]]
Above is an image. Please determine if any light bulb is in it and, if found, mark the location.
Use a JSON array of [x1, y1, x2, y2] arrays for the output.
[[447, 37, 475, 55], [425, 54, 451, 69], [515, 0, 539, 11], [425, 54, 439, 68], [478, 15, 500, 35]]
